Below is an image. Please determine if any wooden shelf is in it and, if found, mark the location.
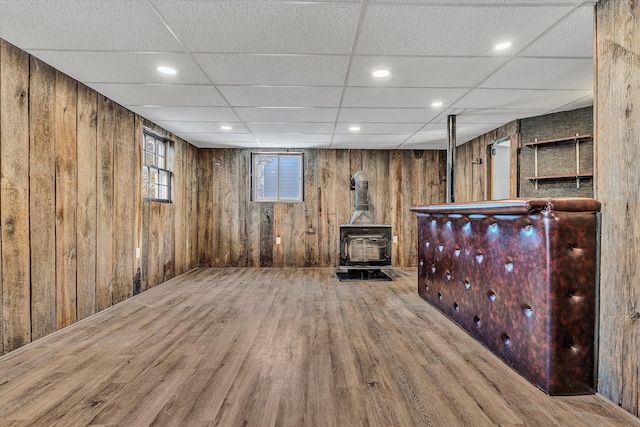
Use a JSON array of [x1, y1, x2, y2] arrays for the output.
[[524, 134, 592, 147], [526, 173, 593, 181]]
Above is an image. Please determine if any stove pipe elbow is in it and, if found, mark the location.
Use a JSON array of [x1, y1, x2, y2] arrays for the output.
[[351, 171, 369, 211]]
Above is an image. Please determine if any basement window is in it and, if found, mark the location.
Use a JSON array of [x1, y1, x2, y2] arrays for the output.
[[142, 130, 173, 203], [252, 152, 303, 202]]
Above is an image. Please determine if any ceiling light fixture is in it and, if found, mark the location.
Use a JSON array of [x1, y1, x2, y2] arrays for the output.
[[431, 101, 443, 108], [349, 126, 361, 132], [372, 69, 390, 78], [220, 125, 232, 131], [494, 42, 512, 51], [157, 66, 177, 75]]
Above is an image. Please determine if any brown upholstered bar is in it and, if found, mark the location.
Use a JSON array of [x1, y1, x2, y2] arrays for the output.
[[410, 198, 600, 395]]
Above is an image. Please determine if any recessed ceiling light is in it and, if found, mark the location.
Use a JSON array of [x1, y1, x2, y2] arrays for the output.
[[220, 125, 232, 131], [372, 69, 390, 78], [431, 101, 443, 108], [495, 42, 512, 51], [157, 66, 177, 75], [349, 126, 361, 132]]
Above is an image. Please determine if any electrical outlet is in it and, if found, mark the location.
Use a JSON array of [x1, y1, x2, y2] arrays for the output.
[[393, 235, 398, 243], [276, 236, 281, 245], [136, 247, 141, 258]]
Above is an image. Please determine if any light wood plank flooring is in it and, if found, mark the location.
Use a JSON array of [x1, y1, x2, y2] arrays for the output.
[[0, 268, 638, 426]]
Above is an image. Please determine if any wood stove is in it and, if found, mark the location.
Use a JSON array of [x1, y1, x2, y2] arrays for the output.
[[337, 171, 392, 281]]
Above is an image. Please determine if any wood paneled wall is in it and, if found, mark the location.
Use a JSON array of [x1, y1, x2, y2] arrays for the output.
[[0, 40, 194, 354], [595, 0, 640, 416], [140, 121, 199, 291], [196, 149, 446, 268]]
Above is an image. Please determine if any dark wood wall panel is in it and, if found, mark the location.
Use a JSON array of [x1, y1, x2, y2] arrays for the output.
[[196, 148, 447, 268], [0, 39, 198, 354], [595, 0, 640, 416], [0, 41, 31, 353]]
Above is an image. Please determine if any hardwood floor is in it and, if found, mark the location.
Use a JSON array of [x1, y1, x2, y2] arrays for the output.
[[0, 268, 638, 426]]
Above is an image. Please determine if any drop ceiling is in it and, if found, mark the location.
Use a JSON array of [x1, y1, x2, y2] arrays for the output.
[[0, 0, 596, 149]]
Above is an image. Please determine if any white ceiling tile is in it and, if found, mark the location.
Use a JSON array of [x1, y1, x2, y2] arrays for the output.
[[176, 133, 258, 143], [479, 58, 593, 90], [152, 1, 361, 54], [247, 123, 335, 134], [549, 94, 594, 113], [348, 56, 506, 87], [332, 134, 409, 144], [342, 88, 468, 108], [153, 122, 250, 134], [330, 140, 406, 149], [195, 54, 350, 86], [403, 133, 447, 146], [89, 83, 226, 107], [259, 142, 331, 149], [334, 123, 423, 134], [451, 109, 550, 124], [520, 6, 594, 58], [452, 88, 592, 110], [219, 86, 343, 107], [29, 51, 209, 85], [338, 108, 441, 123], [254, 134, 333, 144], [235, 108, 338, 123], [88, 84, 227, 107], [127, 106, 240, 122], [0, 0, 181, 51], [188, 141, 260, 149], [356, 5, 572, 56]]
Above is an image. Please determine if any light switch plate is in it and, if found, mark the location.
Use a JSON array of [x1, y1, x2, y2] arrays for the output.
[[136, 247, 141, 258], [393, 236, 398, 243], [276, 237, 281, 245]]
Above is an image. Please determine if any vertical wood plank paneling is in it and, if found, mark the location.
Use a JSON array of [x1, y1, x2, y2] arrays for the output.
[[141, 202, 150, 291], [54, 71, 77, 329], [76, 84, 97, 320], [28, 56, 57, 341], [238, 150, 251, 266], [0, 41, 30, 352], [147, 203, 161, 288], [187, 144, 199, 270], [162, 203, 175, 282], [112, 105, 135, 304], [401, 151, 414, 267], [133, 117, 143, 294], [303, 149, 318, 267], [197, 149, 213, 267], [376, 151, 391, 226], [389, 151, 403, 267], [211, 149, 225, 267], [226, 149, 240, 266], [173, 139, 186, 275], [335, 149, 351, 232], [195, 147, 446, 268], [259, 203, 274, 267], [1, 39, 210, 354], [595, 0, 640, 416], [96, 95, 114, 311], [273, 203, 285, 268]]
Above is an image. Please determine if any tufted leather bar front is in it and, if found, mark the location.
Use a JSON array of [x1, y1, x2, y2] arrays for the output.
[[410, 198, 600, 395]]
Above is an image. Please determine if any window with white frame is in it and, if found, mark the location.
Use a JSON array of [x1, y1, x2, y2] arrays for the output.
[[142, 130, 173, 203], [252, 152, 303, 202]]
